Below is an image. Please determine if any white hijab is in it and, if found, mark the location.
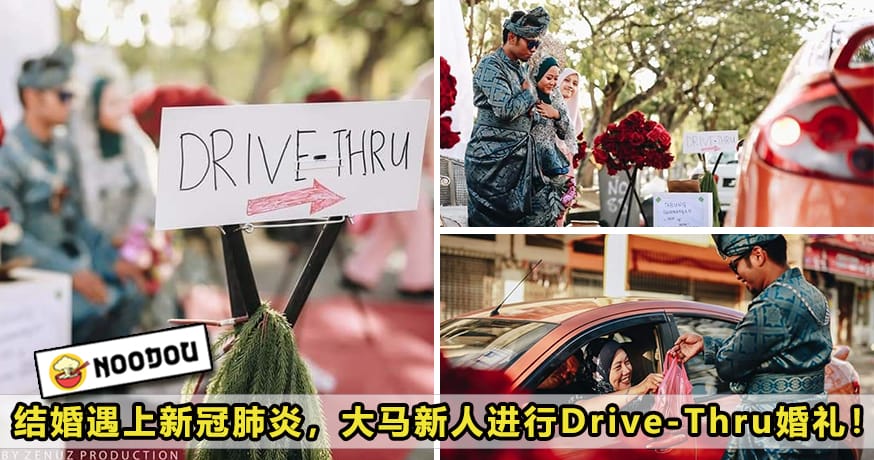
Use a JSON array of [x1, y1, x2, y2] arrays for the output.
[[558, 68, 583, 139]]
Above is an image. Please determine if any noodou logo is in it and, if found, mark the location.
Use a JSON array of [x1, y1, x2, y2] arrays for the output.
[[93, 342, 199, 378]]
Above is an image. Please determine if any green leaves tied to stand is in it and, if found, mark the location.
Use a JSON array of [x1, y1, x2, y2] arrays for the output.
[[698, 167, 721, 228], [185, 304, 332, 460]]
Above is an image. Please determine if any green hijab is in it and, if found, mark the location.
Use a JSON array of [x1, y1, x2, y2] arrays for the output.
[[535, 56, 558, 104], [92, 77, 123, 159]]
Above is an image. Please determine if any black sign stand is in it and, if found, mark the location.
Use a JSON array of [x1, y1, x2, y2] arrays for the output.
[[220, 218, 346, 324]]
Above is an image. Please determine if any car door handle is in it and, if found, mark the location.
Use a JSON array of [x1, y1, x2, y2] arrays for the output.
[[645, 434, 689, 452]]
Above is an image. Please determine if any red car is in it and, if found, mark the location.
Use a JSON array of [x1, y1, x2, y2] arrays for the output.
[[729, 19, 874, 226], [441, 298, 861, 459]]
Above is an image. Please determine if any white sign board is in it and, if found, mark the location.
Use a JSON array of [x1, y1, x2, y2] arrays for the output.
[[0, 269, 71, 394], [682, 130, 738, 154], [653, 192, 714, 227], [598, 169, 640, 227], [155, 100, 430, 230]]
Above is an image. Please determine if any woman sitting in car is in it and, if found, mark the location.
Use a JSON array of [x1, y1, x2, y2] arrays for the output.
[[574, 338, 663, 409]]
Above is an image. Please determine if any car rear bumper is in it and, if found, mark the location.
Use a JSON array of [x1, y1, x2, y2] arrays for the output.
[[728, 154, 874, 226]]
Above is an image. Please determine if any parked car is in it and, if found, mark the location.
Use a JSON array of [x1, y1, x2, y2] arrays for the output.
[[728, 19, 874, 226], [441, 297, 861, 459]]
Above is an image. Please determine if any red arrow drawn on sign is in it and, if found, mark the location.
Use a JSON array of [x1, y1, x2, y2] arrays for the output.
[[246, 179, 345, 216], [700, 145, 722, 152]]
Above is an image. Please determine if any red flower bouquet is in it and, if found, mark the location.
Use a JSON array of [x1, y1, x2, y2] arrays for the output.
[[591, 111, 673, 226], [440, 56, 461, 149], [591, 111, 673, 175]]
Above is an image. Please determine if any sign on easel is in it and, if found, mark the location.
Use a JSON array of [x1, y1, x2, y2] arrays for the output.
[[653, 192, 713, 227], [682, 130, 737, 154], [598, 168, 640, 227], [155, 100, 430, 230]]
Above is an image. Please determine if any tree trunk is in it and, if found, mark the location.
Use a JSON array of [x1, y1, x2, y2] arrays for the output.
[[248, 42, 292, 104], [352, 27, 388, 97], [201, 0, 220, 87]]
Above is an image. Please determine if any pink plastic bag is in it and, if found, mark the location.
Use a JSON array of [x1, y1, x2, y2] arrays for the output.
[[652, 352, 693, 418]]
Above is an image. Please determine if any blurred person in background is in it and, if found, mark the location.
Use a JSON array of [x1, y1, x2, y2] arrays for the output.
[[0, 0, 58, 125], [71, 73, 173, 330], [0, 47, 148, 344], [70, 76, 157, 242], [556, 67, 584, 223], [340, 60, 434, 298]]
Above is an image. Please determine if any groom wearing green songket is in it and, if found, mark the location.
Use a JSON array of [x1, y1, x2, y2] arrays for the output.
[[465, 6, 550, 227], [672, 234, 833, 460]]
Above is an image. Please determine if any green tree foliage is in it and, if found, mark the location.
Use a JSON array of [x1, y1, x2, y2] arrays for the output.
[[462, 0, 823, 147], [56, 0, 433, 103]]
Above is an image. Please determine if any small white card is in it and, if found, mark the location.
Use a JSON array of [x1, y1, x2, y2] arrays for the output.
[[653, 192, 714, 227]]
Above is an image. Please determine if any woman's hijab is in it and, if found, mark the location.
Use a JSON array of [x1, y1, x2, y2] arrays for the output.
[[558, 68, 583, 139], [580, 338, 624, 394], [91, 77, 123, 159]]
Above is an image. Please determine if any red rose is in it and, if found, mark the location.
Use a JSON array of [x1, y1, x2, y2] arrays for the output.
[[305, 88, 345, 103], [646, 126, 671, 149], [440, 116, 460, 149], [0, 207, 9, 230], [626, 110, 645, 125], [132, 85, 227, 147], [440, 57, 458, 114]]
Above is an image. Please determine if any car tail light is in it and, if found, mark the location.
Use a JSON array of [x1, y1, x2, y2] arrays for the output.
[[760, 78, 874, 184], [853, 380, 861, 395], [808, 106, 859, 151], [770, 116, 802, 146]]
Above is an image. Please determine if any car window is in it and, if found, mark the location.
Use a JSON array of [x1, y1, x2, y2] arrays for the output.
[[531, 321, 665, 395], [440, 318, 556, 370], [674, 315, 736, 395], [777, 27, 832, 92], [850, 35, 874, 68]]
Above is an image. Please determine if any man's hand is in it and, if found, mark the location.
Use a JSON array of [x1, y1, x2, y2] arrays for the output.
[[72, 269, 109, 306], [671, 333, 705, 363], [521, 79, 531, 91], [114, 259, 150, 294]]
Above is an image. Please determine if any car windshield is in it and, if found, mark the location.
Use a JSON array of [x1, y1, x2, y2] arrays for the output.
[[440, 318, 557, 370]]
